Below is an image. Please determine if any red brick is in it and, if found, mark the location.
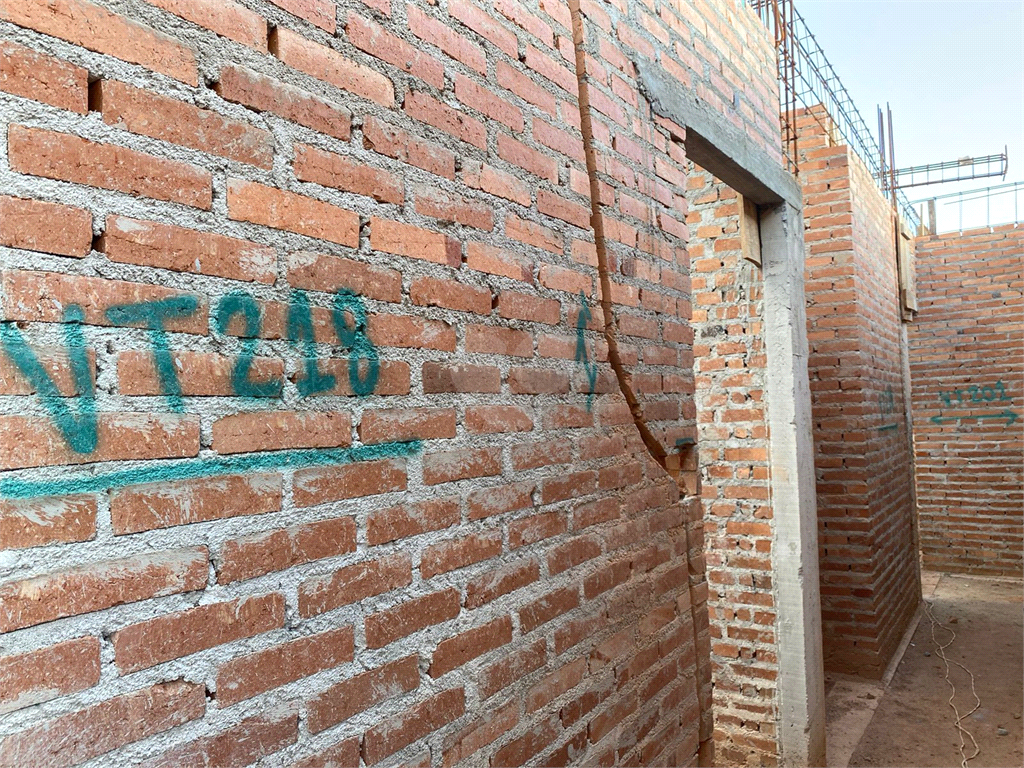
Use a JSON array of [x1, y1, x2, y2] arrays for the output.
[[414, 184, 495, 230], [293, 458, 408, 507], [271, 27, 393, 106], [365, 588, 460, 648], [430, 616, 513, 677], [463, 160, 533, 207], [511, 439, 572, 471], [0, 496, 96, 550], [491, 715, 561, 766], [423, 362, 502, 394], [212, 411, 351, 454], [588, 692, 637, 743], [227, 179, 359, 247], [0, 681, 204, 768], [370, 313, 457, 351], [411, 276, 492, 315], [0, 269, 208, 334], [539, 189, 590, 228], [111, 474, 282, 534], [494, 0, 553, 45], [0, 636, 100, 714], [368, 497, 461, 545], [288, 250, 401, 302], [507, 214, 563, 254], [524, 44, 576, 94], [118, 350, 284, 397], [140, 708, 298, 768], [455, 74, 524, 132], [422, 531, 503, 578], [407, 4, 486, 74], [216, 626, 355, 706], [293, 739, 361, 768], [497, 59, 557, 115], [112, 592, 285, 672], [146, 0, 267, 50], [294, 143, 404, 205], [0, 412, 200, 471], [347, 12, 444, 88], [359, 407, 457, 443], [466, 405, 534, 434], [217, 516, 357, 583], [308, 655, 419, 734], [538, 264, 593, 294], [465, 242, 535, 282], [299, 553, 412, 617], [371, 216, 456, 266], [449, 0, 517, 56], [423, 447, 503, 486], [216, 65, 352, 142], [510, 511, 567, 548], [0, 40, 88, 112], [467, 481, 535, 519], [526, 657, 586, 712], [28, 345, 98, 404], [9, 126, 212, 209], [96, 80, 274, 168], [364, 115, 455, 179], [584, 558, 632, 599], [497, 134, 558, 183], [441, 701, 519, 767], [555, 614, 606, 655], [466, 325, 534, 357], [519, 585, 579, 632], [548, 535, 603, 574], [0, 547, 207, 632], [362, 688, 465, 765], [269, 0, 336, 32], [479, 638, 546, 698], [405, 89, 486, 149], [0, 195, 91, 257], [301, 358, 410, 398], [509, 366, 571, 394], [498, 291, 561, 324], [101, 214, 275, 283], [0, 0, 198, 84], [465, 558, 540, 609], [542, 469, 597, 503]]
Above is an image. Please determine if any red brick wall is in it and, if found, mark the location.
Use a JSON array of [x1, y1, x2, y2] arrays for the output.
[[0, 0, 783, 766], [908, 224, 1024, 577], [797, 111, 919, 678], [687, 168, 780, 767]]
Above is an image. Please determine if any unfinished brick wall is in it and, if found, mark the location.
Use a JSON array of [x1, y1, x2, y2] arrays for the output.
[[908, 224, 1024, 577], [687, 167, 780, 767], [0, 0, 787, 766], [797, 111, 919, 678]]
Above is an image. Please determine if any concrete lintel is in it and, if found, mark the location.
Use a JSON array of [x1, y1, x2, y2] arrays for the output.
[[760, 201, 827, 767], [636, 60, 802, 209]]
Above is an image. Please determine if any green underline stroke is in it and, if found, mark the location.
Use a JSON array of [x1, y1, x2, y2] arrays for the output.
[[0, 441, 422, 500]]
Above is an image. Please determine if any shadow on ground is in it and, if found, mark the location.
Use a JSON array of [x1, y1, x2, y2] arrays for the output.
[[827, 572, 1022, 768]]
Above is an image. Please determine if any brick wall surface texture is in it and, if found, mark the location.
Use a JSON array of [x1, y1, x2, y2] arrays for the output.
[[687, 167, 780, 767], [0, 0, 784, 766], [797, 110, 919, 678], [908, 224, 1024, 577]]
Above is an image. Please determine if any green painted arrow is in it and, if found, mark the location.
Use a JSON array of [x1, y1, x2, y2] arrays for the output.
[[930, 410, 1020, 426]]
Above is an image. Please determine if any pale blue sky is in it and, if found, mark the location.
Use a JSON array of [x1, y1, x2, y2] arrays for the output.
[[795, 0, 1024, 230]]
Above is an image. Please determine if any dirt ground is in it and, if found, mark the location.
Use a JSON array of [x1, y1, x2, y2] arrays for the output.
[[845, 573, 1023, 768]]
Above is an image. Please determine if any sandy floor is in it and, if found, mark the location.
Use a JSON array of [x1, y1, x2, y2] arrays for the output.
[[829, 572, 1023, 768]]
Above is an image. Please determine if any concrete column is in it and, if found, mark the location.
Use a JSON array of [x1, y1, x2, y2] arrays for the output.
[[759, 201, 827, 767]]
